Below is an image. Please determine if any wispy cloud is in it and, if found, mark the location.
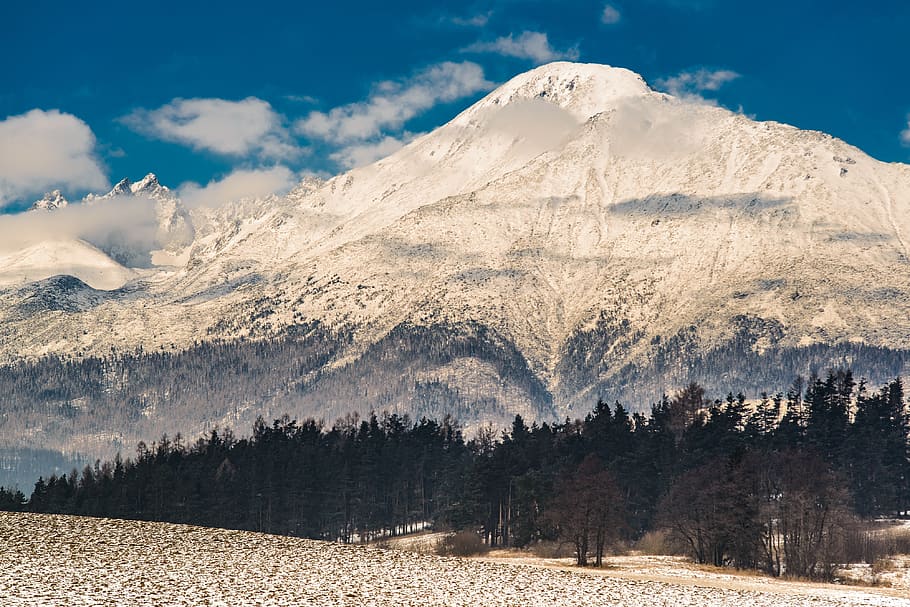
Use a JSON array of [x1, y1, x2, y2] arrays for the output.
[[284, 94, 319, 105], [0, 194, 161, 268], [329, 134, 421, 169], [178, 166, 298, 209], [655, 67, 740, 99], [122, 97, 301, 160], [449, 12, 492, 27], [296, 62, 492, 168], [601, 4, 622, 24], [0, 109, 108, 208], [296, 62, 491, 144], [901, 115, 910, 147], [464, 31, 579, 64]]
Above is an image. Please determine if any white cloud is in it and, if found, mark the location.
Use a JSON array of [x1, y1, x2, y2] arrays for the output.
[[655, 68, 740, 98], [449, 12, 491, 27], [0, 195, 160, 267], [284, 94, 319, 104], [601, 4, 622, 24], [607, 96, 714, 161], [0, 109, 108, 208], [484, 99, 579, 154], [463, 31, 579, 64], [122, 97, 300, 159], [330, 134, 421, 169], [178, 166, 298, 208], [296, 62, 492, 145], [901, 115, 910, 147]]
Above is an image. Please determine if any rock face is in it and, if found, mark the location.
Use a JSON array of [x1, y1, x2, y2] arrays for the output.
[[1, 62, 910, 457]]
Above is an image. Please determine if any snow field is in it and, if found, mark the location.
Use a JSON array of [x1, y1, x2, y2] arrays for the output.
[[0, 512, 907, 606]]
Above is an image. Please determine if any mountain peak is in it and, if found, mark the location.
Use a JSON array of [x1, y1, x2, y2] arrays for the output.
[[131, 173, 177, 205], [83, 173, 175, 204], [513, 61, 650, 91], [29, 190, 69, 212], [131, 173, 160, 193], [465, 61, 653, 123], [110, 178, 133, 197]]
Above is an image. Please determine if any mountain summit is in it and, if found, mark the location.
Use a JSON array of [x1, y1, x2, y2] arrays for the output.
[[29, 190, 69, 211], [455, 61, 651, 121], [1, 62, 909, 461], [86, 172, 175, 203]]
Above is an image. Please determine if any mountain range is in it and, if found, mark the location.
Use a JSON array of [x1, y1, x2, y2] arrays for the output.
[[1, 62, 909, 484]]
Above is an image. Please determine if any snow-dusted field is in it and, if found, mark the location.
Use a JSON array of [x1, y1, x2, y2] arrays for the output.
[[1, 512, 908, 607]]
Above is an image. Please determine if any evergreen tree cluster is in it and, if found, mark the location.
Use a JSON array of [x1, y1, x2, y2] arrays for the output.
[[19, 413, 464, 541], [5, 370, 909, 580]]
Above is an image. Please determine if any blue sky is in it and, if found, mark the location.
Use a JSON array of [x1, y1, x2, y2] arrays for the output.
[[1, 0, 907, 212]]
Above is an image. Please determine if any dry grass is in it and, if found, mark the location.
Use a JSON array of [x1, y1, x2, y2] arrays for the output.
[[528, 540, 574, 559], [843, 521, 910, 564]]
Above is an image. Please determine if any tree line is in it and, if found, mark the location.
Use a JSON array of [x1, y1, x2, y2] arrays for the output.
[[2, 370, 908, 580]]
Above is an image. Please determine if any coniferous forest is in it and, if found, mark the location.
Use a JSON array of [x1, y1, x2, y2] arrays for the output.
[[3, 370, 909, 580]]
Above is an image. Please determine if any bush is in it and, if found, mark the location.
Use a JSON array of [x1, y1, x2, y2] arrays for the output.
[[635, 529, 687, 556], [436, 531, 489, 557], [529, 540, 574, 559]]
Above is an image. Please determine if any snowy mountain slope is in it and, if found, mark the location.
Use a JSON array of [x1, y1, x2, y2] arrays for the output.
[[1, 62, 909, 457], [177, 69, 910, 390], [0, 240, 134, 291]]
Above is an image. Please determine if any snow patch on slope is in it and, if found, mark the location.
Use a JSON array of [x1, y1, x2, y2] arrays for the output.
[[0, 240, 134, 290]]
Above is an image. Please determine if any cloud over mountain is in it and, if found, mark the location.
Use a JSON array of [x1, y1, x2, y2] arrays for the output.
[[178, 166, 298, 209], [655, 68, 740, 99], [464, 32, 579, 64], [0, 109, 108, 208], [296, 62, 491, 144], [296, 61, 491, 168], [123, 97, 299, 160]]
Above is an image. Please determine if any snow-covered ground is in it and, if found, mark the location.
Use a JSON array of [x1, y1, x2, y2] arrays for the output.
[[1, 513, 907, 606], [842, 556, 910, 592], [481, 551, 910, 601]]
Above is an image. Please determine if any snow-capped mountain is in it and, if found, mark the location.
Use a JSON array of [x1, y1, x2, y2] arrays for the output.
[[1, 62, 910, 461], [29, 190, 69, 211], [86, 173, 175, 204]]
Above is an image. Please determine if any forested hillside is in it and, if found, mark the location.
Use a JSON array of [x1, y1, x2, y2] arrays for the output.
[[2, 314, 907, 492], [6, 370, 908, 579], [0, 320, 557, 488]]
